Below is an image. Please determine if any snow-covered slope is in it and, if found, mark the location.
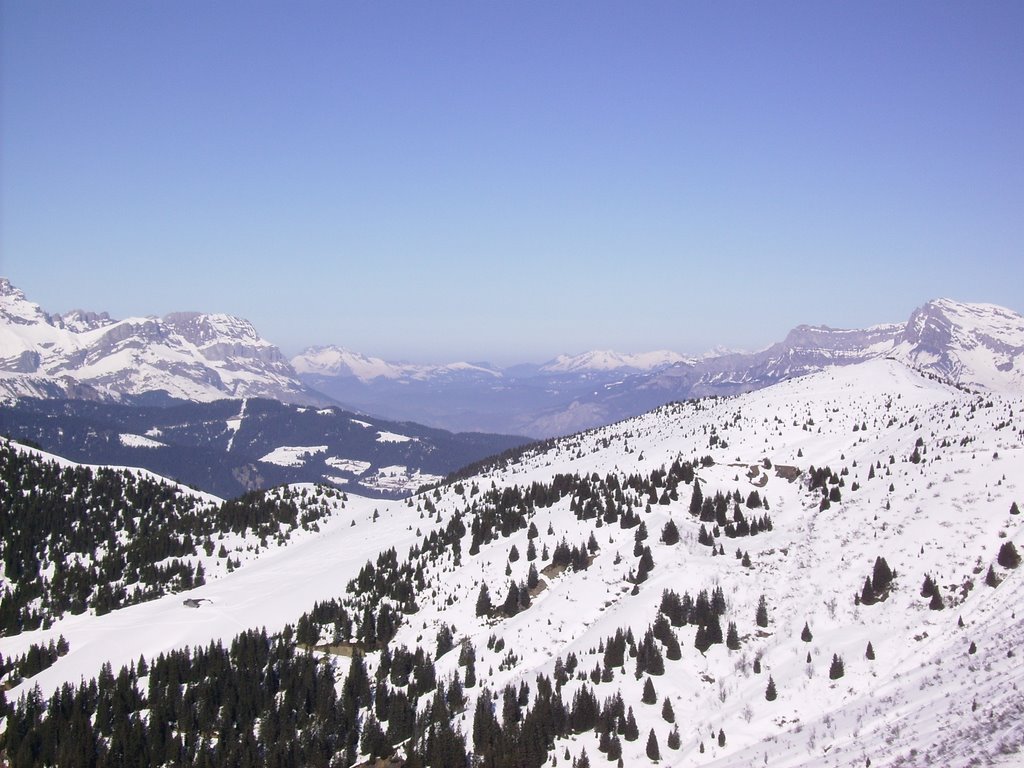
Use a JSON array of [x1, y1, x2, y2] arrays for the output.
[[0, 278, 323, 404], [4, 358, 1022, 766]]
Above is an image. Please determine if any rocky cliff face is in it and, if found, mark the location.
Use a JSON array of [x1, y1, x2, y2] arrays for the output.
[[893, 298, 1024, 391], [0, 278, 326, 405]]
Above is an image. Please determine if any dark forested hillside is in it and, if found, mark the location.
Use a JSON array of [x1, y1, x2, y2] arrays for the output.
[[0, 442, 338, 635], [0, 398, 529, 498]]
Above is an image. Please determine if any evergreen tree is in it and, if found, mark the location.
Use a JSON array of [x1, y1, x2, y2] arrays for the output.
[[872, 557, 893, 594], [661, 697, 674, 723], [667, 726, 680, 750], [860, 576, 875, 606], [829, 654, 845, 680], [921, 573, 937, 598], [689, 480, 703, 517], [717, 729, 726, 747], [435, 625, 454, 659], [865, 641, 875, 660], [642, 677, 657, 704], [985, 565, 999, 587], [765, 676, 777, 701], [660, 520, 680, 545], [997, 541, 1021, 569], [726, 621, 739, 650], [801, 622, 813, 642], [527, 563, 539, 590], [607, 733, 622, 761], [646, 729, 661, 760], [623, 707, 639, 741], [476, 584, 492, 617], [755, 595, 768, 627]]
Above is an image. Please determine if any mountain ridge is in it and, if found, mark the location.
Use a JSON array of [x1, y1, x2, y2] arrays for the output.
[[0, 278, 324, 406], [3, 278, 1023, 439]]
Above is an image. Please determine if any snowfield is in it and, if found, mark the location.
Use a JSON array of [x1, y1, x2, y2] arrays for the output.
[[118, 433, 166, 449], [258, 444, 329, 466], [2, 359, 1022, 767]]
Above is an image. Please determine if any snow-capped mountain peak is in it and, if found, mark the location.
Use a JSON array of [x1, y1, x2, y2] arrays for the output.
[[541, 348, 692, 373], [291, 344, 502, 383], [0, 278, 323, 405], [291, 345, 408, 380], [894, 298, 1024, 392]]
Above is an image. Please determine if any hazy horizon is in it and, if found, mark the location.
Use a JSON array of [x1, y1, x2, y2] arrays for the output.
[[3, 2, 1022, 363]]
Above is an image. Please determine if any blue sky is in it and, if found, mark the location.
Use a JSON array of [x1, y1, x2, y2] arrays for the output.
[[2, 1, 1022, 363]]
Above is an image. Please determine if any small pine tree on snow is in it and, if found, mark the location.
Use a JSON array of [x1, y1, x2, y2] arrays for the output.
[[607, 733, 622, 761], [661, 697, 675, 723], [752, 656, 762, 674], [829, 654, 845, 680], [623, 708, 639, 741], [755, 595, 768, 627], [661, 519, 680, 545], [929, 589, 945, 611], [860, 576, 876, 606], [667, 727, 680, 750], [689, 480, 703, 517], [985, 565, 999, 587], [646, 729, 661, 761], [718, 729, 726, 747], [726, 621, 739, 650], [968, 640, 977, 655], [865, 641, 875, 660], [509, 545, 520, 562], [997, 541, 1021, 569], [698, 525, 712, 547], [801, 622, 813, 642], [476, 584, 492, 617], [872, 557, 893, 594], [765, 676, 777, 701], [642, 676, 657, 704], [577, 747, 590, 768], [921, 574, 937, 598], [1010, 501, 1020, 516]]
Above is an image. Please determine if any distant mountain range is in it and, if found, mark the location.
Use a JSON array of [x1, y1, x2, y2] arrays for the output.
[[293, 298, 1024, 436], [3, 277, 1023, 439]]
